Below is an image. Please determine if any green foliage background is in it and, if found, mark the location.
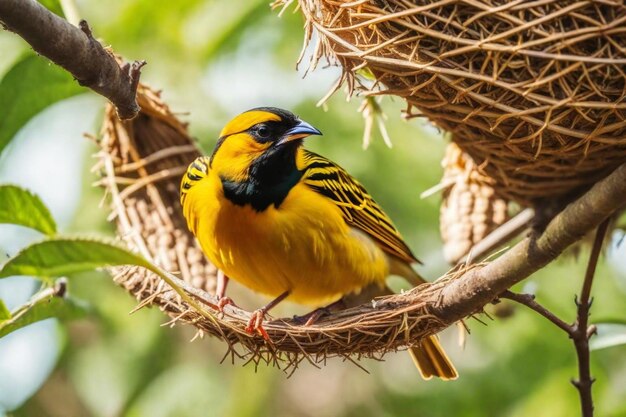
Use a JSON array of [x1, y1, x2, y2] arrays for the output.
[[1, 1, 626, 416]]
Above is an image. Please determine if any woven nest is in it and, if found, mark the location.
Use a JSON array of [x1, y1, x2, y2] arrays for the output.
[[439, 143, 509, 264], [96, 84, 474, 370], [289, 0, 626, 206]]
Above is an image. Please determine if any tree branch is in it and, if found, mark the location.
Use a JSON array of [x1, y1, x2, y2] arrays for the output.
[[500, 291, 571, 333], [0, 0, 145, 119], [571, 218, 608, 417], [432, 163, 626, 323], [501, 218, 609, 417]]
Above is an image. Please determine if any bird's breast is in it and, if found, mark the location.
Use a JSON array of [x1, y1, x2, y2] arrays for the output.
[[185, 175, 389, 305]]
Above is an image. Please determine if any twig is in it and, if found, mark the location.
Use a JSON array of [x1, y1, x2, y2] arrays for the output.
[[500, 291, 571, 333], [0, 0, 145, 119], [462, 207, 535, 264], [501, 218, 610, 417], [572, 218, 609, 417], [2, 278, 68, 326]]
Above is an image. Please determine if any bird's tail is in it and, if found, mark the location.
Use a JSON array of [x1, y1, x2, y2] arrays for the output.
[[409, 335, 458, 380]]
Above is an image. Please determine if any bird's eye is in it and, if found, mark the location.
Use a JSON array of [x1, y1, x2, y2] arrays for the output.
[[256, 124, 270, 139]]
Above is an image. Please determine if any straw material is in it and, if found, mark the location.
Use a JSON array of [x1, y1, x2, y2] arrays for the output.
[[96, 84, 473, 369], [286, 0, 626, 206], [439, 143, 508, 264]]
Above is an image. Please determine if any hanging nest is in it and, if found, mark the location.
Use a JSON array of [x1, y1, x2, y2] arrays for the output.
[[439, 142, 509, 264], [288, 0, 626, 207], [96, 83, 475, 369]]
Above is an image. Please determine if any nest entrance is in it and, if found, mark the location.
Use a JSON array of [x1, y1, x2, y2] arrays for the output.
[[97, 85, 468, 369]]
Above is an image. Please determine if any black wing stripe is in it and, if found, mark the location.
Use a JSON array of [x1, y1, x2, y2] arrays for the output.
[[301, 150, 417, 263], [180, 156, 211, 206]]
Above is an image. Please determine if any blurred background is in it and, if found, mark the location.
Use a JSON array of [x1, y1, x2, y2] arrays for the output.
[[1, 1, 626, 416]]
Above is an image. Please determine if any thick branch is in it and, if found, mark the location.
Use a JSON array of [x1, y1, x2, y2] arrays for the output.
[[433, 163, 626, 323], [0, 0, 144, 119]]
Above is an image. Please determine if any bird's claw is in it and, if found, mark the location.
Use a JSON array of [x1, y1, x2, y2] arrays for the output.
[[246, 309, 270, 340], [217, 296, 236, 312]]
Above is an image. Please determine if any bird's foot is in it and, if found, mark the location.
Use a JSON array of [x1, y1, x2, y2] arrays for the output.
[[243, 291, 289, 341], [216, 296, 236, 312], [245, 308, 270, 340]]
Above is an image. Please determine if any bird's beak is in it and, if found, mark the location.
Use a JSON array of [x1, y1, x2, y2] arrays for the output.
[[280, 120, 322, 144]]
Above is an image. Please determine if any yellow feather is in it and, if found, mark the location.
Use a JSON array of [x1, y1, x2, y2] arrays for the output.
[[219, 110, 281, 138], [183, 168, 388, 304]]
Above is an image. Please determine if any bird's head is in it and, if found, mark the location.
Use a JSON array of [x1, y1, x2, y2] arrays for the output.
[[209, 107, 322, 182]]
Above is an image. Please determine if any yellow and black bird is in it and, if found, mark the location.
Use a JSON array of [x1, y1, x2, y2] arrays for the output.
[[180, 107, 457, 380]]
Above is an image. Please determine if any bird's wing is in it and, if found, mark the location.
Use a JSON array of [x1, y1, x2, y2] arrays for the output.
[[180, 156, 211, 206], [300, 150, 419, 264]]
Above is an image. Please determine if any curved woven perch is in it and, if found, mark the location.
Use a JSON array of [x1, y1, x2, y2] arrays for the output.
[[96, 85, 474, 368], [96, 84, 626, 370], [288, 0, 626, 206]]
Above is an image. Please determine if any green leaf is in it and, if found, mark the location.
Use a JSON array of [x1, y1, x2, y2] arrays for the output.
[[0, 184, 57, 235], [590, 323, 626, 351], [37, 0, 65, 17], [0, 54, 85, 155], [0, 237, 218, 326], [0, 299, 10, 321], [0, 238, 156, 280], [0, 296, 90, 338]]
